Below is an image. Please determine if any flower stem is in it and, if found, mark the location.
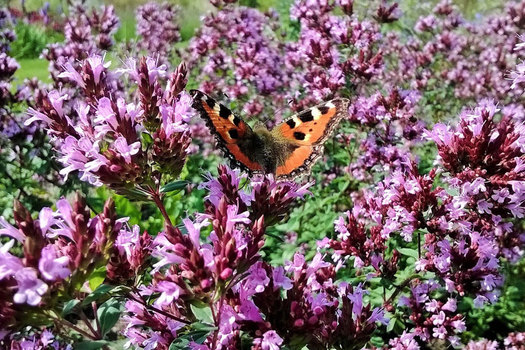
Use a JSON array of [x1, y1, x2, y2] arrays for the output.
[[384, 274, 419, 306], [127, 292, 190, 325], [150, 187, 173, 227], [92, 301, 102, 335], [79, 309, 101, 339], [51, 315, 99, 340]]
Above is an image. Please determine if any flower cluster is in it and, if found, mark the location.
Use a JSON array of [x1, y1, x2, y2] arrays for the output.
[[6, 329, 71, 350], [43, 3, 119, 84], [321, 98, 525, 346], [122, 165, 350, 349], [136, 2, 181, 65], [346, 88, 422, 181], [466, 332, 525, 349], [0, 7, 69, 221], [250, 258, 387, 350], [0, 9, 16, 53], [187, 4, 287, 121], [0, 8, 22, 139], [286, 0, 384, 109], [382, 0, 525, 121], [0, 194, 145, 340], [27, 55, 192, 200], [393, 281, 465, 346]]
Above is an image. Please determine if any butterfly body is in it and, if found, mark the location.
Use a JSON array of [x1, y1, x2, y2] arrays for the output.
[[190, 90, 349, 179]]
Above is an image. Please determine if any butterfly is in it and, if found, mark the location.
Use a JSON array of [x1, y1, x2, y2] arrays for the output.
[[190, 90, 349, 180]]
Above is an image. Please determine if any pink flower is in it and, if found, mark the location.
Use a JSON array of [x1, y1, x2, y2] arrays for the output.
[[154, 281, 184, 307], [261, 330, 283, 350], [13, 268, 49, 306], [113, 137, 141, 163], [38, 245, 70, 281], [0, 216, 26, 242]]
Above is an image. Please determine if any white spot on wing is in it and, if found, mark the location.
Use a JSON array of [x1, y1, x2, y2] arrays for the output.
[[325, 101, 336, 108], [311, 107, 322, 120], [292, 116, 302, 126]]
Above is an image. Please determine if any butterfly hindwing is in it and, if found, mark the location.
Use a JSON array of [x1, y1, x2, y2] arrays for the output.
[[273, 98, 349, 146], [190, 90, 263, 173], [275, 145, 323, 179], [272, 98, 349, 179]]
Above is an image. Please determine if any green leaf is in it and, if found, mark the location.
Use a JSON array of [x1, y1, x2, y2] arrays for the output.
[[82, 284, 114, 306], [169, 338, 190, 350], [88, 266, 107, 291], [73, 340, 109, 350], [161, 180, 190, 193], [169, 327, 213, 350], [97, 298, 122, 337], [387, 317, 396, 332], [186, 330, 210, 344], [190, 304, 214, 324], [397, 248, 419, 259], [62, 299, 80, 316], [192, 322, 217, 332]]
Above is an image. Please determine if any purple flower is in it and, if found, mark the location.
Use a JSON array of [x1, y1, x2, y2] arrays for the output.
[[0, 216, 26, 242], [113, 137, 141, 163], [153, 281, 184, 307], [260, 330, 283, 350], [136, 2, 181, 64], [13, 268, 49, 306], [38, 245, 70, 281], [244, 261, 270, 294], [272, 266, 292, 291], [0, 240, 23, 280]]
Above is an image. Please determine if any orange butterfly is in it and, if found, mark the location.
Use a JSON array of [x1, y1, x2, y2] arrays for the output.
[[190, 90, 349, 180]]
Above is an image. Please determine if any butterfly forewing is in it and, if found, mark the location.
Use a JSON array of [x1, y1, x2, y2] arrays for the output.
[[273, 98, 349, 146], [190, 90, 263, 173], [272, 98, 349, 179]]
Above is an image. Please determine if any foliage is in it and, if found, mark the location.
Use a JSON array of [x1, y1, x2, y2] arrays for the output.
[[9, 22, 57, 59]]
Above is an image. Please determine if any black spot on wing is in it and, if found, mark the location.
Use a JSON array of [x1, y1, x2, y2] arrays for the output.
[[206, 98, 216, 109], [318, 106, 330, 114], [232, 116, 241, 126], [219, 105, 230, 119], [299, 111, 314, 122], [294, 132, 306, 140], [228, 129, 239, 139], [286, 119, 296, 128]]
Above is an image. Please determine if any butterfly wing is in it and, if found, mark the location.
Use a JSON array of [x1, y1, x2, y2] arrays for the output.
[[275, 145, 324, 180], [272, 98, 349, 179], [190, 90, 263, 173], [274, 98, 350, 146]]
